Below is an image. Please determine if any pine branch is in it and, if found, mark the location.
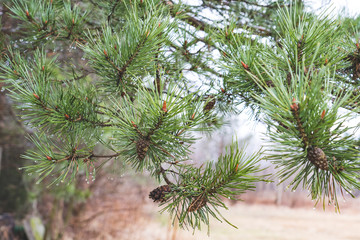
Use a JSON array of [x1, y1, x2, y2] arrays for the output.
[[157, 141, 267, 231], [6, 0, 360, 234], [107, 0, 121, 24], [116, 34, 148, 86], [290, 99, 308, 149]]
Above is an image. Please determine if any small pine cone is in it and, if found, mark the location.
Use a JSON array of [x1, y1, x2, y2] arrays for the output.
[[307, 146, 328, 170], [149, 185, 172, 203], [286, 72, 292, 86], [203, 96, 216, 112], [334, 163, 345, 172], [136, 138, 150, 161], [188, 195, 207, 212], [333, 156, 344, 172], [354, 62, 360, 80], [266, 80, 274, 87]]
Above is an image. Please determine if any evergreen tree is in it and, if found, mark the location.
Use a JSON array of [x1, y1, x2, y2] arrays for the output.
[[1, 0, 360, 232]]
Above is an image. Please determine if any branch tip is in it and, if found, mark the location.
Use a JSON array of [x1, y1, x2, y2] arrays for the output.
[[321, 110, 326, 120], [33, 93, 40, 100], [162, 101, 167, 112], [241, 61, 249, 70]]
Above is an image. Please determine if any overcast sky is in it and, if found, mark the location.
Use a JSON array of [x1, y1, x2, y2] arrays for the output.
[[308, 0, 360, 16]]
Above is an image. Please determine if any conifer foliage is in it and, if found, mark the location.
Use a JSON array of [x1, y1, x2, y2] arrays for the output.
[[217, 3, 360, 210], [1, 0, 360, 232]]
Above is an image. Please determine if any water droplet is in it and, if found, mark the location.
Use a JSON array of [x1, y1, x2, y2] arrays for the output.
[[312, 207, 316, 210], [56, 183, 59, 186]]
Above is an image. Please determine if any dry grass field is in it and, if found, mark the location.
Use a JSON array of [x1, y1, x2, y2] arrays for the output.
[[172, 203, 360, 240], [60, 174, 360, 240]]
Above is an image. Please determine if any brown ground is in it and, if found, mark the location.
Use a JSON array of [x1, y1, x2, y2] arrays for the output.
[[60, 173, 360, 240], [182, 203, 360, 240]]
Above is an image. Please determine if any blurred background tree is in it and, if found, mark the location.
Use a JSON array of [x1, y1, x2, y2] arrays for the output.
[[1, 0, 360, 239]]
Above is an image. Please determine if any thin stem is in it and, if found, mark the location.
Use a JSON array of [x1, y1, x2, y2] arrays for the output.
[[90, 152, 121, 158], [160, 166, 173, 185]]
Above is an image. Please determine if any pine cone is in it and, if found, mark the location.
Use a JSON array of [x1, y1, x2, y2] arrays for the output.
[[266, 80, 274, 87], [286, 72, 292, 86], [203, 96, 216, 112], [136, 138, 150, 161], [307, 146, 328, 170], [188, 195, 207, 212], [332, 156, 344, 172], [149, 185, 172, 203], [354, 62, 360, 79]]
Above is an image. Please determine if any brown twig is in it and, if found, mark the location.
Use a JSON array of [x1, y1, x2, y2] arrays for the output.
[[290, 99, 308, 149]]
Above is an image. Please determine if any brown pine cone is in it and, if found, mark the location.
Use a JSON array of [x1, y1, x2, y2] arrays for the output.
[[307, 146, 328, 170], [136, 138, 150, 161], [149, 185, 172, 203], [203, 95, 216, 112]]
